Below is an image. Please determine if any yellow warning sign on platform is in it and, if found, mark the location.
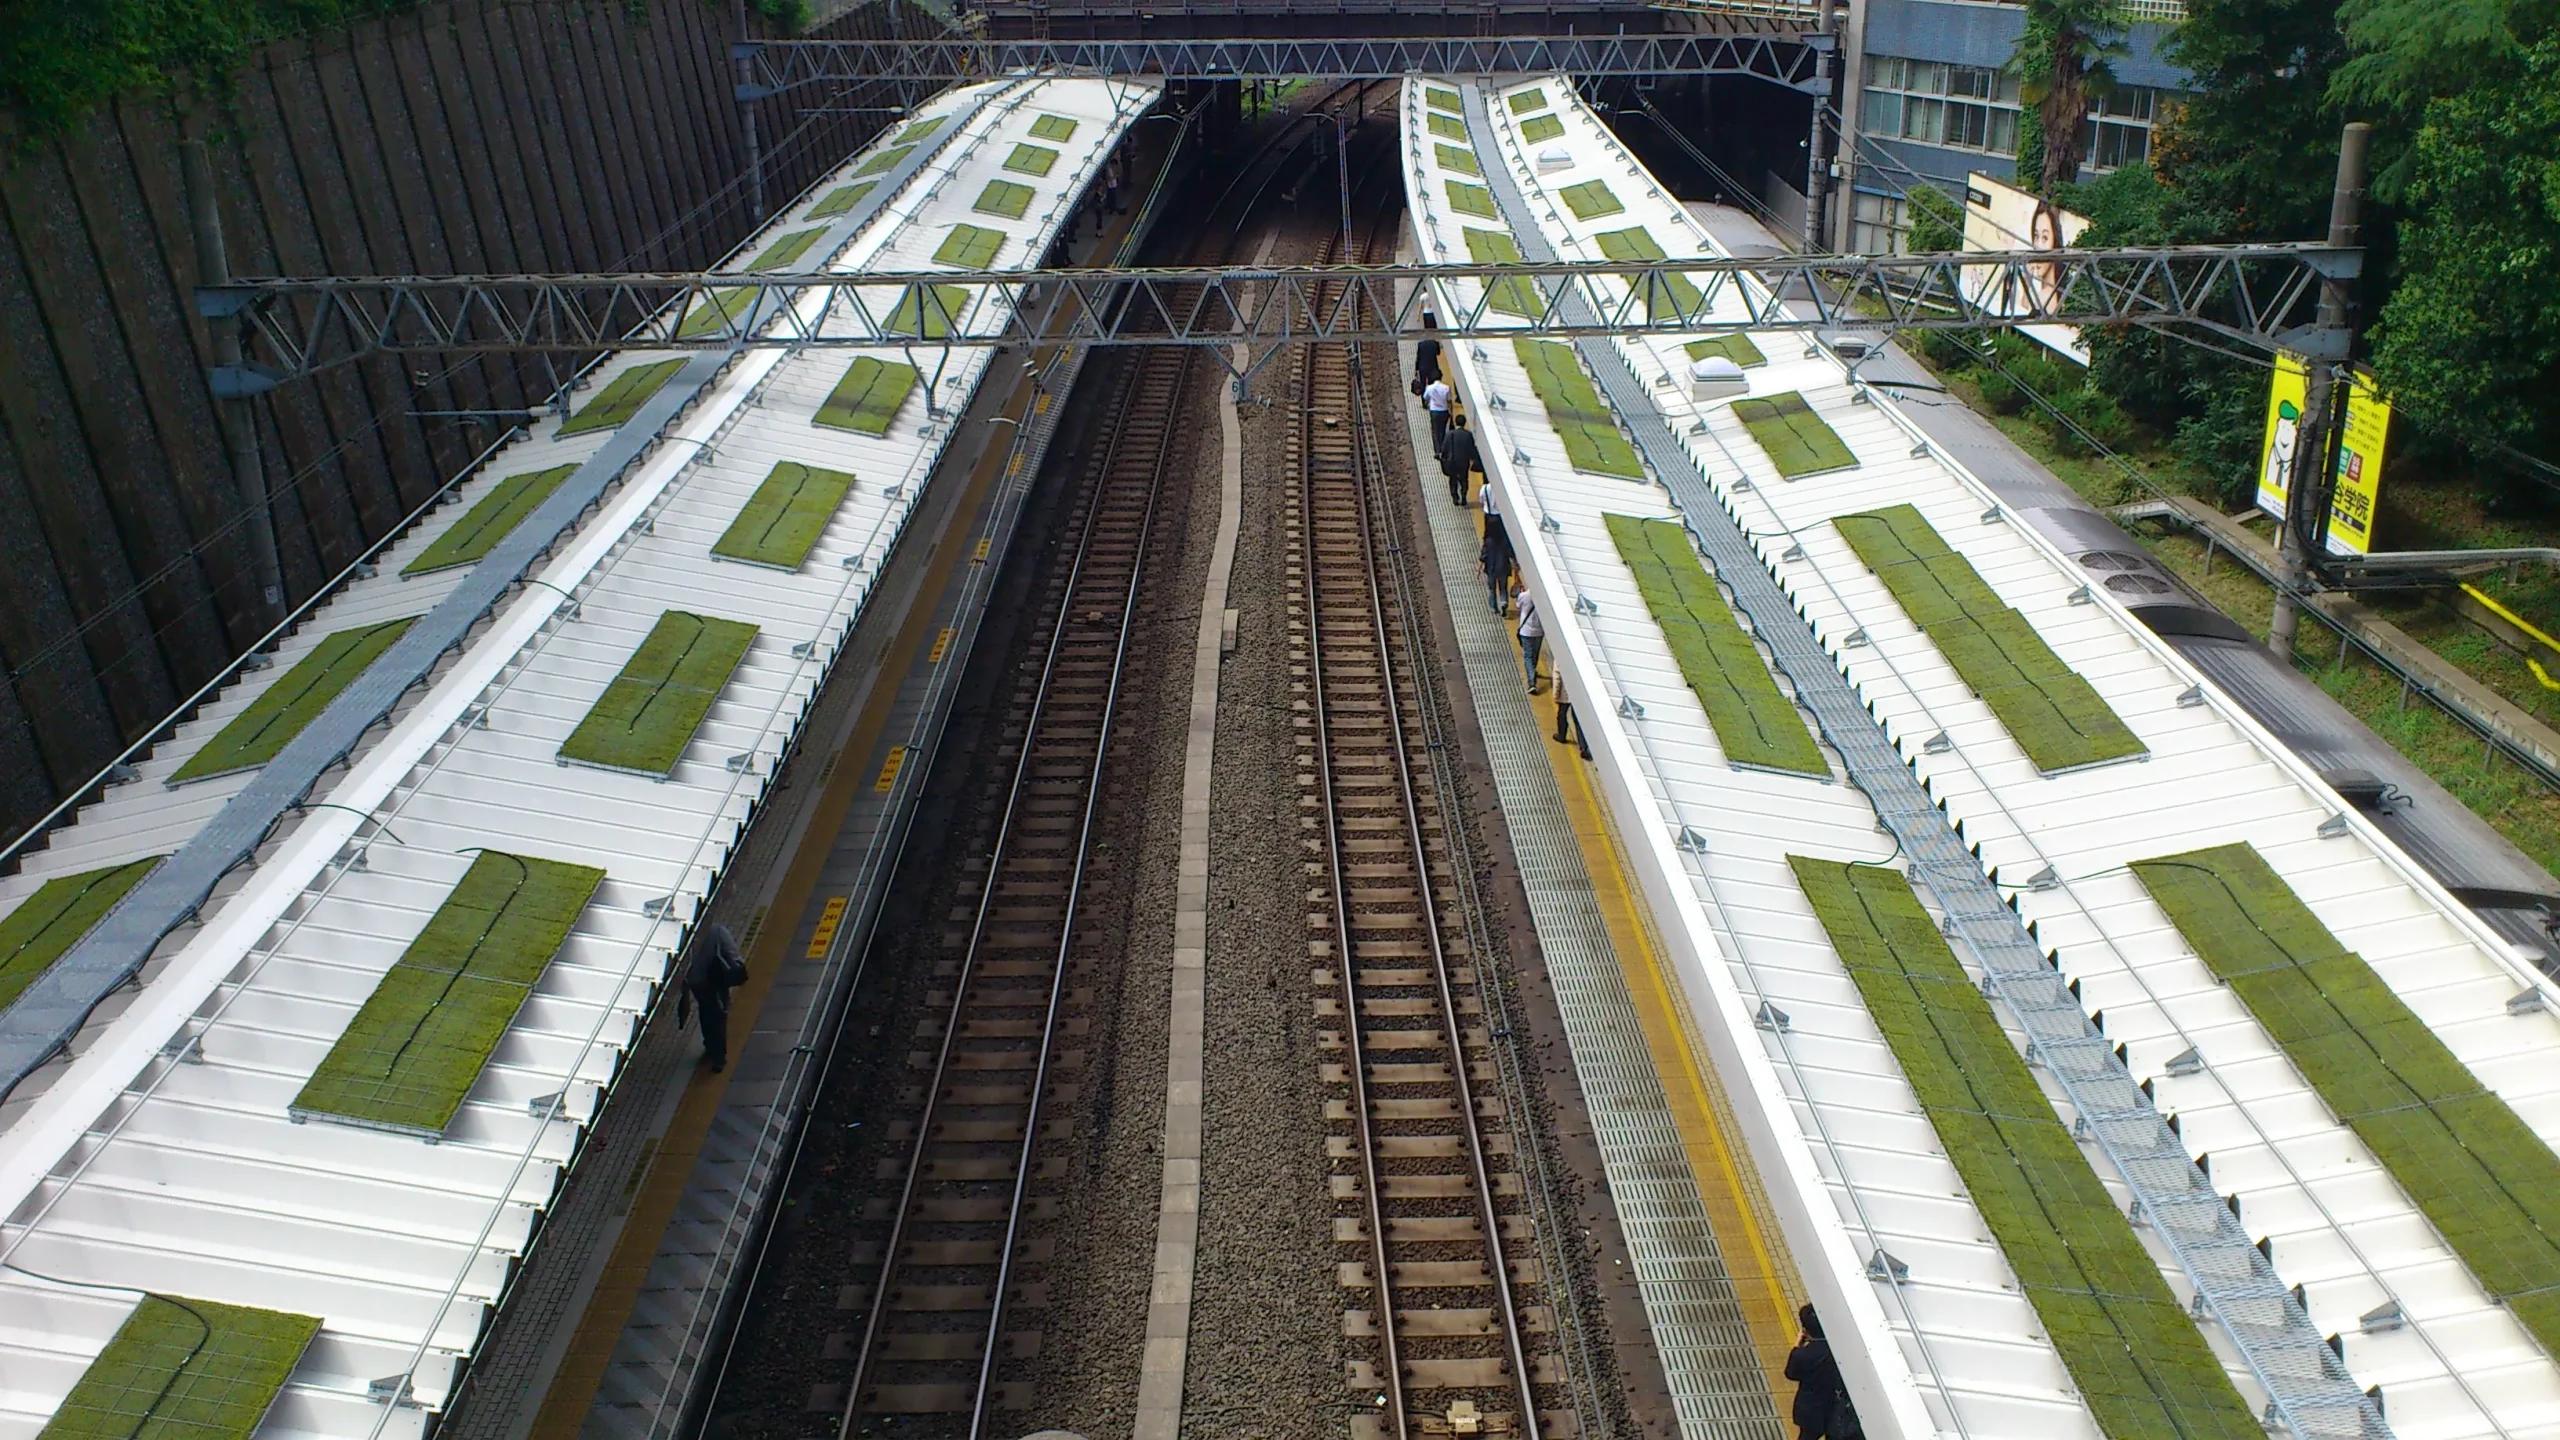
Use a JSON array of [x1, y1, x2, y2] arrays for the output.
[[873, 745, 907, 793], [929, 627, 954, 665], [805, 895, 849, 958]]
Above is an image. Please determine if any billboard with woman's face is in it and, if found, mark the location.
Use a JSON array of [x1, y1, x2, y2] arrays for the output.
[[1957, 172, 2090, 363]]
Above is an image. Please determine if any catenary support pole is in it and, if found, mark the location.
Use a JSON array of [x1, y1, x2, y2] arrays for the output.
[[736, 0, 766, 222], [2269, 121, 2370, 654], [182, 135, 284, 625], [1802, 21, 1835, 252]]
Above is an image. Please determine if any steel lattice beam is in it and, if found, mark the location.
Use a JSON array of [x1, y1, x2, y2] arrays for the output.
[[199, 245, 2358, 388], [731, 34, 1829, 95]]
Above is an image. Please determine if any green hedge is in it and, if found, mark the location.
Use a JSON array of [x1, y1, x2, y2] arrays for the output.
[[292, 851, 605, 1135], [2132, 842, 2560, 1357], [1446, 180, 1497, 219], [1028, 113, 1077, 142], [559, 358, 686, 437], [1686, 335, 1768, 369], [1788, 858, 2263, 1440], [0, 858, 161, 1012], [1464, 229, 1546, 319], [816, 356, 920, 436], [810, 181, 877, 219], [1426, 86, 1463, 114], [559, 610, 760, 776], [39, 1295, 320, 1440], [1507, 86, 1548, 115], [1558, 181, 1624, 220], [1002, 143, 1058, 177], [1427, 112, 1468, 142], [1515, 340, 1643, 480], [403, 465, 575, 577], [1835, 505, 2143, 772], [1593, 226, 1702, 323], [1436, 143, 1481, 177], [1520, 113, 1565, 144], [1732, 391, 1856, 477], [974, 178, 1034, 220], [172, 618, 418, 783], [1608, 515, 1824, 774], [854, 143, 914, 178], [933, 223, 1006, 268], [887, 284, 971, 339], [713, 462, 857, 570]]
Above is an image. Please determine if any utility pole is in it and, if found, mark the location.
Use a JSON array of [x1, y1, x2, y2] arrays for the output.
[[182, 134, 285, 627], [1801, 2, 1837, 252], [735, 0, 766, 223], [2268, 122, 2370, 655]]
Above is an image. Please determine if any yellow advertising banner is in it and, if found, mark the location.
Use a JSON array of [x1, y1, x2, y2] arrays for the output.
[[2256, 352, 2309, 520], [2326, 367, 2391, 557]]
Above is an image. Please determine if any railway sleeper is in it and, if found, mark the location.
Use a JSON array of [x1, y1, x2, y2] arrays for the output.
[[1342, 1308, 1555, 1339], [856, 1381, 1037, 1414], [1344, 1359, 1570, 1391], [1335, 1217, 1535, 1245], [1323, 1095, 1504, 1120], [1331, 1173, 1525, 1199], [1352, 1410, 1582, 1439], [1328, 1133, 1515, 1159], [1336, 1258, 1544, 1287]]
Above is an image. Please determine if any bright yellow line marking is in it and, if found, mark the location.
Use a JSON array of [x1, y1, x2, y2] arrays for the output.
[[874, 745, 906, 793], [930, 627, 954, 665], [973, 536, 993, 562], [805, 895, 850, 959]]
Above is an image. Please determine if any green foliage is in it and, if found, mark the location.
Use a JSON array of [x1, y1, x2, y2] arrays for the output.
[[1837, 505, 2145, 771], [2009, 0, 2131, 193], [933, 223, 1006, 267], [1607, 514, 1826, 775], [815, 356, 919, 436], [172, 618, 418, 782], [560, 359, 687, 437], [1427, 112, 1469, 143], [40, 1295, 320, 1440], [1001, 143, 1058, 178], [1, 0, 414, 131], [1514, 340, 1644, 479], [404, 465, 576, 576], [1593, 227, 1703, 322], [1557, 181, 1624, 220], [1904, 183, 1965, 254], [1730, 392, 1857, 477], [713, 461, 855, 570], [2132, 842, 2560, 1357], [559, 610, 758, 776], [750, 0, 811, 31], [1786, 857, 2262, 1440], [886, 284, 970, 339], [1519, 113, 1565, 144], [1446, 180, 1498, 219], [1436, 143, 1481, 177], [973, 179, 1034, 220], [1464, 229, 1546, 319], [0, 859, 162, 1012], [293, 851, 605, 1134], [811, 182, 878, 219]]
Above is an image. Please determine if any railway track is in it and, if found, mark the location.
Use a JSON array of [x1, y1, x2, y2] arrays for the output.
[[1290, 228, 1570, 1437]]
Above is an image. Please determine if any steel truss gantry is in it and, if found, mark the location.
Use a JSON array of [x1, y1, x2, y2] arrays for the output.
[[199, 244, 2356, 391], [729, 34, 1830, 96]]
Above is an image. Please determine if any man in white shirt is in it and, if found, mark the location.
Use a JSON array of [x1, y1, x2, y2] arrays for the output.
[[1422, 376, 1454, 453]]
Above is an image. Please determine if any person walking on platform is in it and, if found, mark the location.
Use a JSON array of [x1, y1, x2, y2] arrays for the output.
[[676, 922, 749, 1073], [1422, 374, 1454, 454], [1438, 411, 1482, 506], [1104, 154, 1126, 215], [1479, 509, 1514, 615], [1413, 316, 1443, 394], [1517, 591, 1545, 693], [1786, 1304, 1858, 1440]]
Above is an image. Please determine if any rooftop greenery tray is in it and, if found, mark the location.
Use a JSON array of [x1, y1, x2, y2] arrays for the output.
[[1608, 514, 1825, 775], [1558, 180, 1624, 220], [853, 143, 914, 178], [1514, 340, 1643, 479], [1001, 142, 1058, 177], [974, 178, 1034, 220], [1447, 180, 1497, 219], [816, 356, 920, 436], [1028, 113, 1077, 142], [558, 609, 760, 776], [748, 228, 826, 271], [1427, 111, 1468, 142], [1436, 143, 1481, 177], [171, 618, 419, 783], [292, 850, 606, 1135], [887, 284, 971, 339], [675, 286, 758, 340], [1507, 86, 1548, 115], [713, 462, 856, 570], [1789, 857, 2264, 1440], [1835, 504, 2145, 772], [1686, 334, 1768, 369], [38, 1295, 321, 1440], [809, 181, 876, 219], [933, 223, 1006, 268], [402, 464, 576, 577], [1732, 391, 1855, 477], [1519, 113, 1565, 144], [896, 116, 947, 144], [1594, 226, 1702, 323], [1426, 86, 1462, 114], [1465, 229, 1546, 319], [559, 358, 686, 437], [2131, 841, 2560, 1357], [0, 858, 161, 1012]]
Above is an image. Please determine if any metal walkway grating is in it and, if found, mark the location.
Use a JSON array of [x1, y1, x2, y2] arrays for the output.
[[1401, 318, 1785, 1440]]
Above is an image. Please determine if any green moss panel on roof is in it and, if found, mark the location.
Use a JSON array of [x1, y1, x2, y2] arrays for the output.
[[1592, 226, 1703, 324], [2131, 842, 2560, 1358], [1427, 111, 1468, 143], [558, 610, 760, 776], [1028, 113, 1077, 142], [558, 358, 686, 437], [1835, 503, 2145, 773], [1507, 87, 1548, 115], [816, 356, 920, 436], [1426, 86, 1463, 114], [37, 1295, 321, 1440], [1435, 143, 1481, 177], [171, 618, 419, 783], [1002, 143, 1059, 177], [403, 464, 577, 576], [975, 178, 1035, 220], [713, 462, 857, 571], [854, 143, 914, 178], [1788, 858, 2264, 1440], [1519, 113, 1565, 144], [1464, 229, 1546, 320], [1607, 515, 1826, 775], [934, 223, 1007, 268], [896, 115, 948, 143], [291, 851, 607, 1135], [1514, 340, 1644, 480], [1557, 180, 1624, 221], [748, 228, 828, 271], [1446, 180, 1497, 219], [1732, 392, 1856, 478], [0, 858, 162, 1012], [886, 284, 971, 340], [675, 285, 760, 340], [810, 181, 878, 219], [1686, 335, 1769, 369]]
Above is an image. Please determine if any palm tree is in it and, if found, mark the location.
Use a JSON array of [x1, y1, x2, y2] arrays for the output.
[[2013, 0, 2132, 194]]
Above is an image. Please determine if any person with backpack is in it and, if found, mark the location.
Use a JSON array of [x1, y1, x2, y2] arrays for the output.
[[1479, 509, 1514, 615], [1438, 411, 1483, 507], [675, 922, 749, 1073], [1785, 1304, 1860, 1440]]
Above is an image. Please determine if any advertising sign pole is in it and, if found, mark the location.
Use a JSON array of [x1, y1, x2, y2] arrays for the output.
[[2270, 122, 2370, 654]]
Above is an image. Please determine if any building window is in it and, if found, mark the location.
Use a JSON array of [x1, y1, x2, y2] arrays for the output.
[[2081, 85, 2161, 172], [1862, 57, 2023, 159], [1852, 192, 1910, 254]]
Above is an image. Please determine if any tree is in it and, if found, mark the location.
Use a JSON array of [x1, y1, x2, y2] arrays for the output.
[[2011, 0, 2131, 195]]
